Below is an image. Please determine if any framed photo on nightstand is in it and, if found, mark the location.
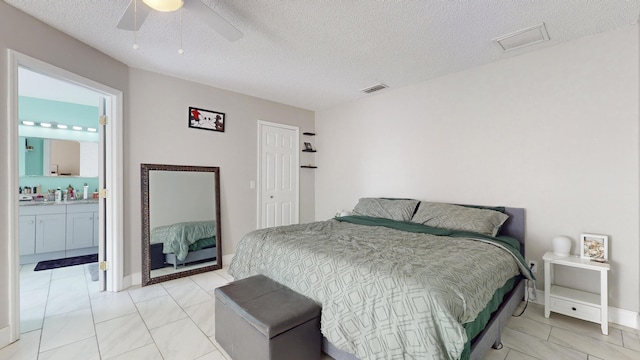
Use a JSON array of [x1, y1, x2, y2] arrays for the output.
[[580, 233, 608, 262]]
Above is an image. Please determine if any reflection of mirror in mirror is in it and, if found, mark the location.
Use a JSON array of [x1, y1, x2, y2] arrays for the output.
[[141, 164, 222, 286], [49, 139, 79, 175], [22, 137, 98, 177]]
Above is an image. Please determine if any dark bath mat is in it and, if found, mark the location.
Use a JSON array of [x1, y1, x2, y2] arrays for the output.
[[34, 254, 98, 271]]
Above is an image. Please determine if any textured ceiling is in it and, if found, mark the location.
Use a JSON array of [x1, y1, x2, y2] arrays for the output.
[[5, 0, 640, 111]]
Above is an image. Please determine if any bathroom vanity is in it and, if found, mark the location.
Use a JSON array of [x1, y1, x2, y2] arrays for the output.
[[19, 200, 99, 265]]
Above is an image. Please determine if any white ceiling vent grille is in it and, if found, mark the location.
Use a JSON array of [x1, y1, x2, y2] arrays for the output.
[[494, 23, 550, 52], [361, 83, 388, 94]]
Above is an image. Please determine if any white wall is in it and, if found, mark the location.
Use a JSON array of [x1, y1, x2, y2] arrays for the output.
[[315, 25, 639, 312], [127, 68, 315, 274]]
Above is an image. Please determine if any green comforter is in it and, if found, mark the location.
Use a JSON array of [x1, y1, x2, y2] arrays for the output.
[[229, 217, 532, 360], [150, 220, 216, 261]]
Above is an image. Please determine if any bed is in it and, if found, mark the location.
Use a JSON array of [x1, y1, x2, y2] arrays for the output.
[[228, 199, 533, 360], [150, 220, 217, 269]]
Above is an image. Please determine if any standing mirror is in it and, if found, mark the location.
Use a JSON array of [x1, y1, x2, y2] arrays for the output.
[[141, 164, 221, 286]]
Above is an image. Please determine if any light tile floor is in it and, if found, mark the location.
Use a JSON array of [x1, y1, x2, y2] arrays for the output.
[[3, 264, 639, 360], [484, 302, 640, 360], [4, 263, 233, 360]]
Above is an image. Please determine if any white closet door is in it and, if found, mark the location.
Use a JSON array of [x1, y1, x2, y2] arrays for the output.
[[258, 121, 299, 229]]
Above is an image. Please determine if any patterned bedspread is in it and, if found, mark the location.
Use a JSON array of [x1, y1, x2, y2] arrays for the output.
[[229, 219, 524, 359], [150, 220, 216, 261]]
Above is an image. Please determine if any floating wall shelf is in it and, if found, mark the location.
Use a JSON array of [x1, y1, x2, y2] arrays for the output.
[[302, 132, 316, 168]]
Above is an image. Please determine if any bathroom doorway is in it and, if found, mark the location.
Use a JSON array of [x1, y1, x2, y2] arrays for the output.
[[7, 50, 124, 342]]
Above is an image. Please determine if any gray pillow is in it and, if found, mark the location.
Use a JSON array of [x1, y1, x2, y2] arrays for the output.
[[352, 198, 419, 222], [411, 202, 508, 236]]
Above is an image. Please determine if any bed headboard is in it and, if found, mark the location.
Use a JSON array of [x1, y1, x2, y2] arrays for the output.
[[501, 207, 525, 256]]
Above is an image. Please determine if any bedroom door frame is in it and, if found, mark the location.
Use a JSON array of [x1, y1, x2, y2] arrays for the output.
[[5, 50, 124, 344], [256, 120, 300, 229]]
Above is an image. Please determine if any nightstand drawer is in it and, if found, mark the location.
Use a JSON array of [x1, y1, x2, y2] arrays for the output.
[[549, 297, 600, 323]]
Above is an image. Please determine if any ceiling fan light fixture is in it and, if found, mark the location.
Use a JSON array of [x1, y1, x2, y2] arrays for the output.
[[142, 0, 184, 12]]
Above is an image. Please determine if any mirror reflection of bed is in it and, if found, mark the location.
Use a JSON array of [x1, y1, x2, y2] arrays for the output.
[[141, 164, 222, 285]]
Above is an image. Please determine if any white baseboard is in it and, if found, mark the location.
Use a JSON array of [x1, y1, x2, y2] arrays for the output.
[[222, 253, 234, 267], [122, 273, 131, 290], [130, 272, 142, 287], [0, 325, 12, 350], [122, 256, 232, 291], [528, 289, 638, 330], [610, 306, 639, 330]]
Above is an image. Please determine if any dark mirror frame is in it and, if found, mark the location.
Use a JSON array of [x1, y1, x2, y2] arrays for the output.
[[141, 163, 222, 286]]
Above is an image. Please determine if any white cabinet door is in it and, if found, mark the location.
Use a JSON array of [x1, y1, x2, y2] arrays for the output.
[[19, 215, 36, 255], [66, 212, 95, 250], [35, 213, 66, 253]]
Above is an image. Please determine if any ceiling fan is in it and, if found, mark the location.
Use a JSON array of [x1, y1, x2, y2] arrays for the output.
[[116, 0, 243, 42]]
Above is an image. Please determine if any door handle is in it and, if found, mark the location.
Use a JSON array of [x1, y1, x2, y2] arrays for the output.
[[270, 195, 274, 199]]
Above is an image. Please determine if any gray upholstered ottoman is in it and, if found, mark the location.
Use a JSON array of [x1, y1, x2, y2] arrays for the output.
[[214, 275, 321, 360]]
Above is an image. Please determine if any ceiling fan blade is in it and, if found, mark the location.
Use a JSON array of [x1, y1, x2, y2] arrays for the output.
[[116, 0, 152, 31], [184, 0, 243, 42]]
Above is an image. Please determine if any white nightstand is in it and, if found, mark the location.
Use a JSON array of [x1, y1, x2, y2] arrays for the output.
[[543, 251, 610, 335]]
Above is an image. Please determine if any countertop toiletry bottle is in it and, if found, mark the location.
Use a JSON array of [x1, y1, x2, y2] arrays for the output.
[[18, 187, 22, 194], [55, 187, 62, 202], [83, 183, 89, 200]]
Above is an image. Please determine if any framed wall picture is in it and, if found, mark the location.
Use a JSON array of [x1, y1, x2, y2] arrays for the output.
[[580, 233, 608, 262], [189, 107, 225, 132]]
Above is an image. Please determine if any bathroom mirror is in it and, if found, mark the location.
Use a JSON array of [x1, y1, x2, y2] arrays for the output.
[[21, 137, 98, 177], [141, 164, 222, 286]]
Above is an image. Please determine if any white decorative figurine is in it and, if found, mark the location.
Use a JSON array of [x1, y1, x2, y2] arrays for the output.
[[552, 235, 572, 257]]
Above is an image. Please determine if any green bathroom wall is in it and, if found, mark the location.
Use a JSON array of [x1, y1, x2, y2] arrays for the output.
[[23, 137, 44, 176], [19, 96, 98, 128], [18, 137, 25, 177]]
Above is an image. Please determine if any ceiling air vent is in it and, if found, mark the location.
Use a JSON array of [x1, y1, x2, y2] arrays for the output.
[[494, 23, 550, 52], [361, 83, 388, 94]]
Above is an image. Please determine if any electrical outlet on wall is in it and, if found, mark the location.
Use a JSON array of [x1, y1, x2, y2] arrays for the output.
[[528, 260, 538, 274]]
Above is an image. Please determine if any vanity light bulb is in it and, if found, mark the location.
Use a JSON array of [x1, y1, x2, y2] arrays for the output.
[[40, 122, 52, 128], [72, 126, 83, 131], [22, 121, 35, 126], [57, 124, 68, 129], [87, 127, 97, 132]]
